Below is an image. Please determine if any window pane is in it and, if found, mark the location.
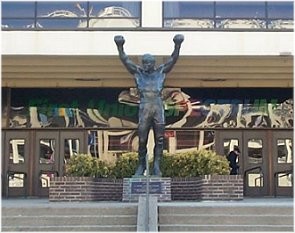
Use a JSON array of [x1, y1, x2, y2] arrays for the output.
[[163, 2, 214, 18], [9, 139, 25, 164], [40, 173, 55, 188], [88, 130, 100, 158], [268, 19, 293, 29], [106, 130, 135, 152], [64, 139, 80, 161], [2, 88, 8, 128], [8, 173, 24, 187], [2, 19, 35, 29], [88, 2, 140, 28], [216, 2, 265, 18], [278, 173, 292, 187], [40, 139, 55, 164], [37, 19, 83, 29], [223, 139, 239, 157], [268, 2, 293, 19], [277, 139, 292, 163], [37, 2, 87, 18], [87, 18, 139, 28], [248, 139, 263, 164], [248, 173, 263, 187], [175, 130, 214, 151], [89, 2, 140, 17], [217, 19, 266, 29], [2, 2, 35, 18]]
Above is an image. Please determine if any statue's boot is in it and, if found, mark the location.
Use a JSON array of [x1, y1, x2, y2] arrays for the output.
[[134, 154, 146, 176]]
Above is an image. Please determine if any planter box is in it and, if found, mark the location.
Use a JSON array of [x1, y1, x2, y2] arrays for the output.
[[49, 175, 243, 202], [49, 177, 123, 202], [171, 175, 243, 201]]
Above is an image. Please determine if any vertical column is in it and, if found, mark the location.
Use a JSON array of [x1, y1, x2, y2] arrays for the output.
[[141, 0, 162, 27]]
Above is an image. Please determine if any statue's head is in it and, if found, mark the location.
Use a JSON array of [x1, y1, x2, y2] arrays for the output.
[[142, 53, 155, 72]]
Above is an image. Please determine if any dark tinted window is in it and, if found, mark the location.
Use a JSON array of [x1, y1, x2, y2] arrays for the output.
[[2, 1, 35, 18], [268, 2, 293, 19], [163, 2, 214, 18], [216, 1, 265, 18]]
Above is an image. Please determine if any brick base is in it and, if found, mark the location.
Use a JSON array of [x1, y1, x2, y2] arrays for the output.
[[49, 175, 243, 202], [172, 175, 243, 201], [49, 177, 123, 202]]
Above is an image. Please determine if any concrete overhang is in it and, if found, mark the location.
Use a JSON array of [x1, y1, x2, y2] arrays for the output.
[[2, 31, 293, 88]]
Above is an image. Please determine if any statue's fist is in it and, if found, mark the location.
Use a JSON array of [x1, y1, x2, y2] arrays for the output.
[[173, 34, 184, 45], [114, 35, 125, 46]]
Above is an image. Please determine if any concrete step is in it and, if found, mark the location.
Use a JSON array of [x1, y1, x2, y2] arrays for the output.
[[3, 206, 137, 216], [158, 204, 293, 232], [2, 225, 136, 232], [159, 206, 293, 215], [159, 214, 293, 225], [159, 225, 294, 232], [2, 205, 137, 232]]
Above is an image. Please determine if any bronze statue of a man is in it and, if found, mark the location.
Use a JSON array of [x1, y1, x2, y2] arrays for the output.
[[114, 34, 184, 176]]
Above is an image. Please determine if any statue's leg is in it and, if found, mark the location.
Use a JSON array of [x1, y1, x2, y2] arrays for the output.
[[134, 111, 151, 176], [152, 123, 165, 176]]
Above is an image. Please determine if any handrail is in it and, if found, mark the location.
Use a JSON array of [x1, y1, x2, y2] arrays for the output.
[[274, 169, 293, 197]]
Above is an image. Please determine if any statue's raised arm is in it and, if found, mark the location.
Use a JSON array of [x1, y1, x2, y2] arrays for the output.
[[161, 34, 184, 74], [114, 35, 138, 75]]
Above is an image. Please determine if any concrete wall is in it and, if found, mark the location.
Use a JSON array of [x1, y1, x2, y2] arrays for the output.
[[2, 31, 293, 56]]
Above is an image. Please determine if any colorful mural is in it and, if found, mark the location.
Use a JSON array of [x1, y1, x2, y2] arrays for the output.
[[7, 88, 293, 129]]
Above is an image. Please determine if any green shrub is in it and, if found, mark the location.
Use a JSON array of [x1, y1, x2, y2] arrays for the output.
[[65, 154, 111, 177], [161, 150, 230, 177], [110, 152, 138, 178], [65, 150, 230, 178], [66, 154, 94, 177]]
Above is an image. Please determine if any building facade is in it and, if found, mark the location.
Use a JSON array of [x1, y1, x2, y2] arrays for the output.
[[2, 1, 293, 198]]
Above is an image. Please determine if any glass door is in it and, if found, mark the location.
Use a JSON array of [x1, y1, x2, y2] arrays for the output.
[[60, 131, 86, 176], [34, 131, 60, 197], [3, 131, 31, 197], [216, 130, 269, 196], [215, 130, 242, 171], [243, 131, 269, 196], [272, 131, 293, 196]]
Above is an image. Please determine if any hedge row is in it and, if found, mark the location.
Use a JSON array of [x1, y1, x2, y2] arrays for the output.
[[65, 150, 230, 178]]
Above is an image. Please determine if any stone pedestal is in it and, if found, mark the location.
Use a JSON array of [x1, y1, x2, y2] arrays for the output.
[[122, 177, 171, 202]]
